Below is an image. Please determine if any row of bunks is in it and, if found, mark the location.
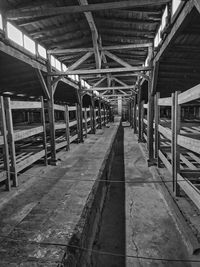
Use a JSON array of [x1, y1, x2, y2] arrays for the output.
[[0, 96, 111, 192], [133, 84, 200, 211]]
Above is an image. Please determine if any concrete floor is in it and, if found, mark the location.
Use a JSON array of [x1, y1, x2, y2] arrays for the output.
[[124, 127, 192, 267]]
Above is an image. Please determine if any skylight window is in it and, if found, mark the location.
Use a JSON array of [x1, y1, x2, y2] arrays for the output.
[[24, 35, 36, 54], [38, 44, 47, 59], [51, 55, 56, 67], [75, 75, 79, 82], [55, 59, 62, 71], [161, 6, 168, 31], [0, 14, 3, 30], [7, 22, 23, 46], [172, 0, 181, 16], [62, 64, 68, 72]]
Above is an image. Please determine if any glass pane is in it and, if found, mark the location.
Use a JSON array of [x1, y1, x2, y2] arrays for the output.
[[38, 44, 47, 59], [7, 22, 23, 46], [24, 35, 36, 54]]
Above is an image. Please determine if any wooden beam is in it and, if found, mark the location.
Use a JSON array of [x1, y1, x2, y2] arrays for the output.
[[68, 51, 93, 70], [35, 69, 50, 100], [154, 0, 194, 63], [48, 43, 152, 55], [79, 0, 101, 69], [92, 76, 107, 87], [86, 86, 134, 91], [6, 0, 170, 19], [49, 66, 151, 76], [104, 94, 132, 97], [104, 50, 132, 68], [112, 76, 129, 87]]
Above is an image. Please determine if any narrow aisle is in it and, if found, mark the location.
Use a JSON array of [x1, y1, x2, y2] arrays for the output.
[[124, 127, 191, 267], [92, 127, 125, 267]]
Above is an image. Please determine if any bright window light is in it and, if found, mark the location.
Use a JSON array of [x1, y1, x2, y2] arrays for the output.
[[69, 75, 73, 79], [81, 80, 85, 87], [75, 75, 79, 81], [172, 0, 181, 16], [161, 6, 168, 31], [7, 22, 23, 46], [38, 44, 47, 59], [24, 35, 36, 54], [55, 59, 62, 71], [51, 55, 56, 67], [62, 64, 68, 72], [0, 14, 3, 30]]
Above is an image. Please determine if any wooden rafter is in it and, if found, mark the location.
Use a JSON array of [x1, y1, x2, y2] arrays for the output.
[[104, 50, 132, 68], [49, 66, 151, 76], [68, 51, 93, 70], [86, 86, 134, 91], [78, 0, 101, 69], [35, 69, 50, 100], [48, 43, 151, 55], [6, 0, 171, 20]]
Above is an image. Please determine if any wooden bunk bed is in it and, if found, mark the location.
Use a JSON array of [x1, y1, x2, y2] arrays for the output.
[[153, 84, 200, 210]]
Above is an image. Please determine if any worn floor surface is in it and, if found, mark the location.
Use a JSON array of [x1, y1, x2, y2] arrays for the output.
[[124, 127, 192, 267]]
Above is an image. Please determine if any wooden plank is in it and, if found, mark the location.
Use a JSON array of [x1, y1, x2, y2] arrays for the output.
[[154, 92, 160, 161], [10, 100, 42, 110], [4, 97, 18, 187], [54, 104, 65, 112], [178, 83, 200, 105], [159, 150, 200, 211], [49, 66, 151, 76], [0, 96, 11, 191], [49, 43, 152, 55], [68, 106, 76, 112], [17, 150, 45, 172], [180, 154, 198, 170], [88, 86, 134, 91], [14, 126, 43, 141], [68, 51, 93, 70], [7, 1, 170, 19], [158, 97, 172, 106]]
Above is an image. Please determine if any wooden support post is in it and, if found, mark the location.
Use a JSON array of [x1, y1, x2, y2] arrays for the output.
[[84, 108, 88, 137], [138, 84, 143, 142], [91, 97, 96, 133], [103, 103, 106, 126], [79, 102, 84, 142], [64, 105, 70, 150], [4, 97, 17, 187], [172, 91, 180, 197], [40, 96, 48, 165], [140, 100, 145, 142], [47, 55, 56, 165], [133, 96, 137, 133], [147, 91, 155, 165], [76, 103, 80, 142], [89, 105, 93, 133], [0, 96, 11, 191], [154, 92, 160, 165], [98, 101, 102, 129]]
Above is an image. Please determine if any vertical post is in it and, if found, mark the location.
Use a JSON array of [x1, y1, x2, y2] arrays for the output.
[[140, 100, 145, 142], [172, 91, 180, 197], [103, 103, 106, 126], [138, 83, 143, 142], [91, 96, 96, 133], [4, 97, 17, 187], [147, 45, 155, 166], [84, 108, 88, 137], [47, 55, 56, 165], [154, 92, 160, 165], [133, 96, 137, 133], [76, 103, 80, 142], [98, 100, 102, 129], [40, 96, 48, 165], [65, 105, 70, 151], [0, 97, 11, 191]]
